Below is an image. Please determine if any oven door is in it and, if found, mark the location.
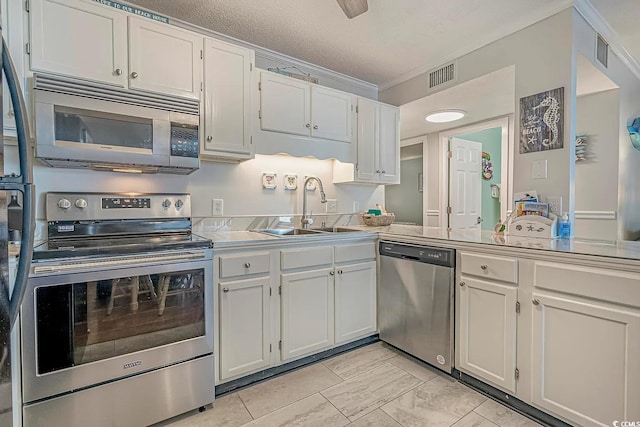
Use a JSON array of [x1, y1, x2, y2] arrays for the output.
[[21, 252, 213, 404]]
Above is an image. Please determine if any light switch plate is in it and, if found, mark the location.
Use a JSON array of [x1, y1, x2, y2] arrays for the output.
[[326, 199, 337, 213], [532, 160, 548, 179]]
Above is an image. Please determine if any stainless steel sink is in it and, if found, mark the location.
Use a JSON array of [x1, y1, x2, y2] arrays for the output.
[[257, 228, 324, 236], [310, 227, 358, 233]]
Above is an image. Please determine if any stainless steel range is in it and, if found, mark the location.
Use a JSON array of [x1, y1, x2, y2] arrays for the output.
[[20, 192, 214, 427]]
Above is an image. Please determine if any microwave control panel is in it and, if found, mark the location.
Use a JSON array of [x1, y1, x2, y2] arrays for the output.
[[170, 124, 199, 158]]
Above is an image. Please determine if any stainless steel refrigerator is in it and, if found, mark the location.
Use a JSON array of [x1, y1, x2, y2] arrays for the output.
[[0, 8, 36, 427]]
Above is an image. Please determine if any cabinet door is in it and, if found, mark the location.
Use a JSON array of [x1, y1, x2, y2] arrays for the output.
[[281, 268, 334, 361], [202, 38, 253, 157], [531, 292, 640, 427], [219, 277, 271, 380], [310, 86, 352, 143], [458, 276, 517, 393], [260, 72, 311, 137], [378, 104, 400, 184], [335, 261, 376, 344], [355, 97, 379, 182], [2, 0, 26, 136], [30, 0, 127, 86], [128, 17, 202, 99]]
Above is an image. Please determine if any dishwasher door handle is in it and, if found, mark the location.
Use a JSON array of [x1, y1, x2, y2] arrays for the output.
[[400, 255, 421, 261]]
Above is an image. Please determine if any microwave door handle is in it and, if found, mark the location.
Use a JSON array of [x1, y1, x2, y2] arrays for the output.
[[2, 37, 33, 184]]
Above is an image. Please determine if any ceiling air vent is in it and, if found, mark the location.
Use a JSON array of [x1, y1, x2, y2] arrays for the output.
[[596, 34, 608, 68], [428, 62, 457, 91]]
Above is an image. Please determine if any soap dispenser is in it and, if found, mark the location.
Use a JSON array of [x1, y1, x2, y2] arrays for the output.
[[558, 212, 571, 238]]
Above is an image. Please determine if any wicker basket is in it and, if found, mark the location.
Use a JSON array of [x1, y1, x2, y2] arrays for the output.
[[362, 213, 395, 226]]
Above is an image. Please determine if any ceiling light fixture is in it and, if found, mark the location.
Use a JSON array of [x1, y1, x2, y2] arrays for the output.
[[336, 0, 368, 19], [425, 110, 466, 123]]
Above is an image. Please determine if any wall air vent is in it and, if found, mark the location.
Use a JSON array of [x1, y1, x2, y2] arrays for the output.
[[596, 34, 608, 68], [428, 62, 457, 91]]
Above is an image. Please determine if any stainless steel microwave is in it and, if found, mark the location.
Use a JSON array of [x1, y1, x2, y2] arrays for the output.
[[34, 89, 200, 174]]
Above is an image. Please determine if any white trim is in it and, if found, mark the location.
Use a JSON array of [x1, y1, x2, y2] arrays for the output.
[[118, 0, 378, 97], [437, 117, 512, 229], [575, 210, 617, 220], [378, 1, 574, 91], [426, 210, 440, 217], [574, 0, 640, 81]]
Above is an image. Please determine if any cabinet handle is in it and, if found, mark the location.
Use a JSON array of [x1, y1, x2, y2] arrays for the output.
[[532, 299, 540, 305], [114, 68, 122, 76], [206, 136, 213, 142], [381, 170, 386, 174], [338, 270, 343, 275], [223, 287, 229, 293], [244, 262, 251, 268], [329, 271, 335, 276], [459, 281, 466, 287], [375, 170, 381, 174], [313, 124, 318, 129], [131, 72, 139, 79], [305, 123, 311, 128], [480, 264, 488, 270]]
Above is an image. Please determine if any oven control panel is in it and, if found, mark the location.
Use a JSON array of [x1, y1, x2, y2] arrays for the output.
[[102, 197, 151, 209], [46, 193, 191, 221]]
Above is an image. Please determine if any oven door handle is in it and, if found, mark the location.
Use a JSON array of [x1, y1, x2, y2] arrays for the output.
[[33, 251, 207, 274]]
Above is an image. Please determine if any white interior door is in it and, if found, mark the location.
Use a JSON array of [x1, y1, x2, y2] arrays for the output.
[[450, 138, 482, 229]]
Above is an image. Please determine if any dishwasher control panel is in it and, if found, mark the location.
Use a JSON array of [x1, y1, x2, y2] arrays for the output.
[[379, 241, 455, 268]]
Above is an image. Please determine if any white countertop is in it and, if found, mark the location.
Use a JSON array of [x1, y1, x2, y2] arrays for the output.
[[196, 224, 640, 262]]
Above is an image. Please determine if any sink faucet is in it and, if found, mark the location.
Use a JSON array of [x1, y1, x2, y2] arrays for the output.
[[301, 176, 327, 229]]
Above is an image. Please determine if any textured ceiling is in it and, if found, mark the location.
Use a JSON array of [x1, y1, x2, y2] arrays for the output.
[[126, 0, 572, 86]]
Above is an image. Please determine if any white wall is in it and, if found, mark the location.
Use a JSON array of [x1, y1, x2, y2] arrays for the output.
[[574, 89, 620, 240], [572, 11, 640, 240], [381, 9, 576, 220], [29, 154, 384, 220]]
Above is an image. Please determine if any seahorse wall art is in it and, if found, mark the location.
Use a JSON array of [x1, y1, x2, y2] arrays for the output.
[[519, 87, 564, 154]]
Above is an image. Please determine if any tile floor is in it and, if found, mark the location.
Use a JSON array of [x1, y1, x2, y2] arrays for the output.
[[157, 342, 542, 427]]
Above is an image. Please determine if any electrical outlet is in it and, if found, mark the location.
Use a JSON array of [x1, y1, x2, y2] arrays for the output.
[[212, 199, 223, 216], [326, 199, 337, 213], [547, 196, 562, 217]]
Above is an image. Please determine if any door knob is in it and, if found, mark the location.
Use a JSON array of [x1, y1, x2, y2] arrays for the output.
[[244, 262, 251, 268], [337, 270, 343, 275], [223, 288, 229, 293], [480, 264, 488, 270], [459, 281, 466, 287], [313, 125, 318, 129], [206, 136, 213, 142], [305, 123, 311, 128], [381, 170, 386, 174], [131, 72, 139, 79], [114, 68, 122, 76], [375, 170, 381, 174], [329, 271, 335, 276], [532, 299, 540, 305]]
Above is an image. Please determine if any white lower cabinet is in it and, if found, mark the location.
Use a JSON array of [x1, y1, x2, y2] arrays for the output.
[[281, 268, 335, 361], [457, 276, 517, 393], [335, 261, 377, 344], [531, 292, 640, 427], [218, 277, 271, 380]]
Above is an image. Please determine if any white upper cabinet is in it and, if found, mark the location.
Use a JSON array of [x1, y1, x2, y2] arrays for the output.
[[333, 97, 400, 185], [128, 16, 202, 99], [202, 38, 254, 159], [259, 71, 353, 142], [378, 104, 400, 183], [310, 86, 352, 143], [260, 72, 310, 136], [29, 0, 202, 99], [2, 0, 27, 136], [29, 0, 128, 87]]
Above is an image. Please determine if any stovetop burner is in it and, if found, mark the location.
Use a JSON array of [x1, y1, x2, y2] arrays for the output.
[[35, 192, 212, 261]]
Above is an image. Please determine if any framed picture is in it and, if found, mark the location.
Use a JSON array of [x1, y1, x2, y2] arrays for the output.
[[519, 87, 564, 153], [418, 172, 424, 192]]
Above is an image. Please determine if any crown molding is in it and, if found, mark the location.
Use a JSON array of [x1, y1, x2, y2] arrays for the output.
[[573, 0, 640, 81], [378, 0, 574, 92]]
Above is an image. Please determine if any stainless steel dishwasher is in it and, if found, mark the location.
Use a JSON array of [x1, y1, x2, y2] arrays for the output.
[[379, 241, 455, 373]]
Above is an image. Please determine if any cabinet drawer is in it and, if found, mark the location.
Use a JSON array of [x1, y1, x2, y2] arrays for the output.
[[534, 261, 640, 307], [219, 252, 270, 279], [335, 242, 376, 264], [460, 252, 518, 284], [281, 246, 333, 271]]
